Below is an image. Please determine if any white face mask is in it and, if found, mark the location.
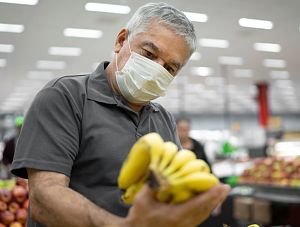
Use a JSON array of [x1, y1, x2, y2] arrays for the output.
[[115, 44, 174, 104]]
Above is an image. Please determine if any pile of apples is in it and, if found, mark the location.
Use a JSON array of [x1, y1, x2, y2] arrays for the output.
[[0, 178, 28, 227], [239, 156, 300, 187]]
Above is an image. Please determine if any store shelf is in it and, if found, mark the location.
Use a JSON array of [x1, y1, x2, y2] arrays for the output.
[[232, 184, 300, 204]]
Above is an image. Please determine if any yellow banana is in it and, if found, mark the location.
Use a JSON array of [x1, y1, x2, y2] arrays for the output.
[[121, 178, 145, 205], [163, 149, 196, 176], [171, 188, 194, 204], [170, 172, 219, 192], [248, 225, 260, 227], [158, 141, 178, 172], [118, 139, 151, 189], [144, 133, 165, 171], [118, 132, 220, 205], [168, 159, 210, 180]]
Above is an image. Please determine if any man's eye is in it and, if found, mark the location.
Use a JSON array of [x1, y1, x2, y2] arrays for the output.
[[165, 65, 175, 75], [141, 49, 155, 59]]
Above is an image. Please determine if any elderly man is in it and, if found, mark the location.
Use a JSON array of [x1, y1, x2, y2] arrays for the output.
[[11, 3, 230, 227]]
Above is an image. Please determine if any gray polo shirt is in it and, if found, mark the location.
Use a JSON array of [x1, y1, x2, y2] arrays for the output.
[[11, 61, 181, 225]]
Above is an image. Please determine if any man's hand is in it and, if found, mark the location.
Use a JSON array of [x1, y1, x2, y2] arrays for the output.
[[124, 183, 230, 227]]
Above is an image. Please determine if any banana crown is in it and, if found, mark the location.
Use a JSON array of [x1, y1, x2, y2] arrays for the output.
[[118, 133, 219, 205]]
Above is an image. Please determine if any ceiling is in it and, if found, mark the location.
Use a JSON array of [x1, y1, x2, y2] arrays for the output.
[[0, 0, 299, 115]]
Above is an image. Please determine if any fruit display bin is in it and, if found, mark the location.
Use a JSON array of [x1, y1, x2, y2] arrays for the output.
[[231, 184, 300, 226]]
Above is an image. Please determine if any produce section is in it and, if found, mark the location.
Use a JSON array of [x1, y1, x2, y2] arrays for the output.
[[0, 178, 28, 227], [239, 156, 300, 187]]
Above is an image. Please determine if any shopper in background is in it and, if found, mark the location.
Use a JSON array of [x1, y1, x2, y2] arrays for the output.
[[2, 116, 23, 166], [11, 3, 230, 227], [176, 117, 211, 167]]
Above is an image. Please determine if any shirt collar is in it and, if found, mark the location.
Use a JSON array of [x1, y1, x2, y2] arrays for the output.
[[87, 61, 159, 112], [87, 61, 117, 105]]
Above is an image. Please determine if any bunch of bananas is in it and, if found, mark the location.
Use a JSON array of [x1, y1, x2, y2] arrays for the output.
[[118, 132, 219, 204]]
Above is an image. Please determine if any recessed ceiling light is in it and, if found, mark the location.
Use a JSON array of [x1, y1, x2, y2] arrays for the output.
[[190, 52, 201, 61], [233, 69, 253, 78], [183, 12, 208, 22], [48, 46, 81, 56], [36, 60, 66, 70], [0, 0, 38, 4], [63, 28, 102, 39], [0, 23, 24, 33], [270, 70, 289, 79], [254, 43, 281, 52], [85, 2, 130, 14], [0, 59, 7, 67], [190, 67, 213, 76], [238, 18, 273, 30], [0, 44, 14, 52], [219, 56, 243, 65], [199, 38, 229, 48], [263, 59, 286, 68]]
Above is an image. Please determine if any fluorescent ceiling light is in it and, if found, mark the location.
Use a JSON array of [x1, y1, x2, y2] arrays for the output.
[[238, 18, 273, 30], [254, 43, 281, 52], [219, 56, 243, 65], [233, 69, 253, 78], [27, 71, 55, 80], [183, 12, 208, 22], [190, 67, 213, 76], [48, 46, 82, 56], [0, 44, 14, 52], [36, 60, 66, 70], [64, 28, 102, 39], [0, 0, 38, 5], [274, 79, 293, 87], [190, 52, 201, 61], [199, 38, 229, 48], [263, 59, 286, 68], [85, 2, 130, 14], [270, 70, 289, 79], [0, 59, 7, 67], [0, 23, 24, 33]]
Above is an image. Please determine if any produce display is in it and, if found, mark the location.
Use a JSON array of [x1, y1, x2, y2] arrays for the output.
[[239, 156, 300, 187], [118, 132, 219, 204], [0, 178, 28, 227]]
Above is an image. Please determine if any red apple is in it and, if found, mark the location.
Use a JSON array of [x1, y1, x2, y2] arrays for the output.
[[0, 189, 12, 203], [22, 199, 29, 209], [8, 202, 20, 214], [12, 186, 27, 204], [16, 178, 28, 189], [0, 210, 15, 225], [0, 201, 7, 212], [9, 221, 23, 227], [15, 208, 27, 224]]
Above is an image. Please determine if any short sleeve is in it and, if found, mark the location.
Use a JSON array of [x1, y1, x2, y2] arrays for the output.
[[11, 86, 81, 178]]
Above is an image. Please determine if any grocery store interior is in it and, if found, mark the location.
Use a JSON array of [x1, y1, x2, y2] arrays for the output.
[[0, 0, 300, 226]]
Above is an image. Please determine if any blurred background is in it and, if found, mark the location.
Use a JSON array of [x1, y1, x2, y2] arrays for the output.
[[0, 0, 299, 227]]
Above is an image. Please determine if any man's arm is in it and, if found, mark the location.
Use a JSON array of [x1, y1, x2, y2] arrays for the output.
[[28, 168, 230, 227], [27, 169, 124, 227]]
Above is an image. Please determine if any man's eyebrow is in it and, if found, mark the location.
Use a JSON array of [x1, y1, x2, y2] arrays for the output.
[[141, 41, 160, 53]]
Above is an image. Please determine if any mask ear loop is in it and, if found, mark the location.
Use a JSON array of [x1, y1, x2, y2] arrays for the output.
[[115, 52, 119, 72], [115, 37, 132, 72]]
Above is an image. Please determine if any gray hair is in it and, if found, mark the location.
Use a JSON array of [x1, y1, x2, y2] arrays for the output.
[[126, 2, 197, 54]]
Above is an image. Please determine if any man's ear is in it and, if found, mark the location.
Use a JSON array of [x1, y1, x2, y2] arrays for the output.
[[114, 28, 129, 53]]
